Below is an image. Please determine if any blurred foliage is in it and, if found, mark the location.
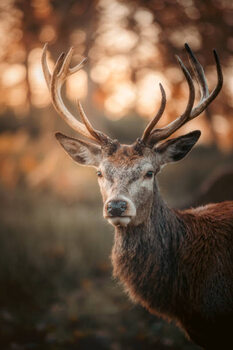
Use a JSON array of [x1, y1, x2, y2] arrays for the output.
[[0, 0, 232, 194], [0, 182, 202, 350], [0, 145, 232, 349], [0, 1, 232, 349]]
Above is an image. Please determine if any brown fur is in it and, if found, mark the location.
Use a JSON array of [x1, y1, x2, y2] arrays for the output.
[[56, 132, 233, 349], [111, 185, 233, 349], [107, 144, 143, 165]]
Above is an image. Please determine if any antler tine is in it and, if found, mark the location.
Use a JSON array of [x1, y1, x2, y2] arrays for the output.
[[186, 45, 223, 119], [58, 46, 87, 80], [148, 55, 195, 144], [42, 44, 110, 144], [141, 83, 166, 143], [147, 44, 222, 145], [41, 43, 51, 89], [185, 43, 209, 100], [77, 101, 109, 144]]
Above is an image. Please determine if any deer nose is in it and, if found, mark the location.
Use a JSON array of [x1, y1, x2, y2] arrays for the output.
[[107, 200, 127, 217]]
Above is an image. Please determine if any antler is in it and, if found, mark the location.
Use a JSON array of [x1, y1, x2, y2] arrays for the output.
[[141, 83, 166, 142], [142, 43, 223, 145], [41, 43, 110, 145]]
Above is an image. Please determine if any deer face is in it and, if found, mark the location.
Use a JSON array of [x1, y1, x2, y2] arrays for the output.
[[56, 131, 200, 227], [97, 145, 157, 227]]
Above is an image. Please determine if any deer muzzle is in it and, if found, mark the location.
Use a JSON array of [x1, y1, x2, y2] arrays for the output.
[[104, 195, 136, 227]]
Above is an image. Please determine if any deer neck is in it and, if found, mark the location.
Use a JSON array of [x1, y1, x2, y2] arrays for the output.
[[111, 180, 186, 314], [113, 180, 184, 252]]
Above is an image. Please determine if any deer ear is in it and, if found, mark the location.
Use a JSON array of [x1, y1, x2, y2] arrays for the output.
[[55, 132, 102, 167], [155, 130, 201, 166]]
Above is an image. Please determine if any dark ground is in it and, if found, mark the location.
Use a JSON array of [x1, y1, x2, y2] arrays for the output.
[[0, 145, 232, 350]]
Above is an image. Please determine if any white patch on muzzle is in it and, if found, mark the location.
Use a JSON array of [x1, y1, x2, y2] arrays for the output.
[[103, 195, 136, 227], [107, 217, 131, 227]]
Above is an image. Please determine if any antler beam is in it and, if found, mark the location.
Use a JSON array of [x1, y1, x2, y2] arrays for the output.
[[42, 44, 110, 145], [142, 44, 223, 145]]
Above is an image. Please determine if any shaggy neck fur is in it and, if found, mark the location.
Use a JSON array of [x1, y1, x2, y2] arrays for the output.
[[111, 179, 187, 319]]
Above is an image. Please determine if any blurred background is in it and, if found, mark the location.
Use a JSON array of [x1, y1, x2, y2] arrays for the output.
[[0, 0, 232, 349]]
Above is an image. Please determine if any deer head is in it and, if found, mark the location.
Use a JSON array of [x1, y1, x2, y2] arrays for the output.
[[42, 43, 222, 227]]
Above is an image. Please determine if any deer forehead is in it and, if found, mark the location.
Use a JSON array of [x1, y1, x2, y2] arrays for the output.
[[99, 146, 155, 184], [101, 160, 153, 177], [100, 145, 154, 172]]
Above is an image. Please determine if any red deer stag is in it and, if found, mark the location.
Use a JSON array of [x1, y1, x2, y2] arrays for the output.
[[42, 43, 233, 349]]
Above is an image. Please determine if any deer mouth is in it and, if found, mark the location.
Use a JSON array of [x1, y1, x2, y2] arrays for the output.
[[106, 216, 132, 227]]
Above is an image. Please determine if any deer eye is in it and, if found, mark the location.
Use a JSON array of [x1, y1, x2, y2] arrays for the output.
[[145, 170, 154, 179], [97, 171, 103, 178]]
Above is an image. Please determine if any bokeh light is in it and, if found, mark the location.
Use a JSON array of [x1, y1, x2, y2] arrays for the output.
[[0, 0, 232, 194]]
